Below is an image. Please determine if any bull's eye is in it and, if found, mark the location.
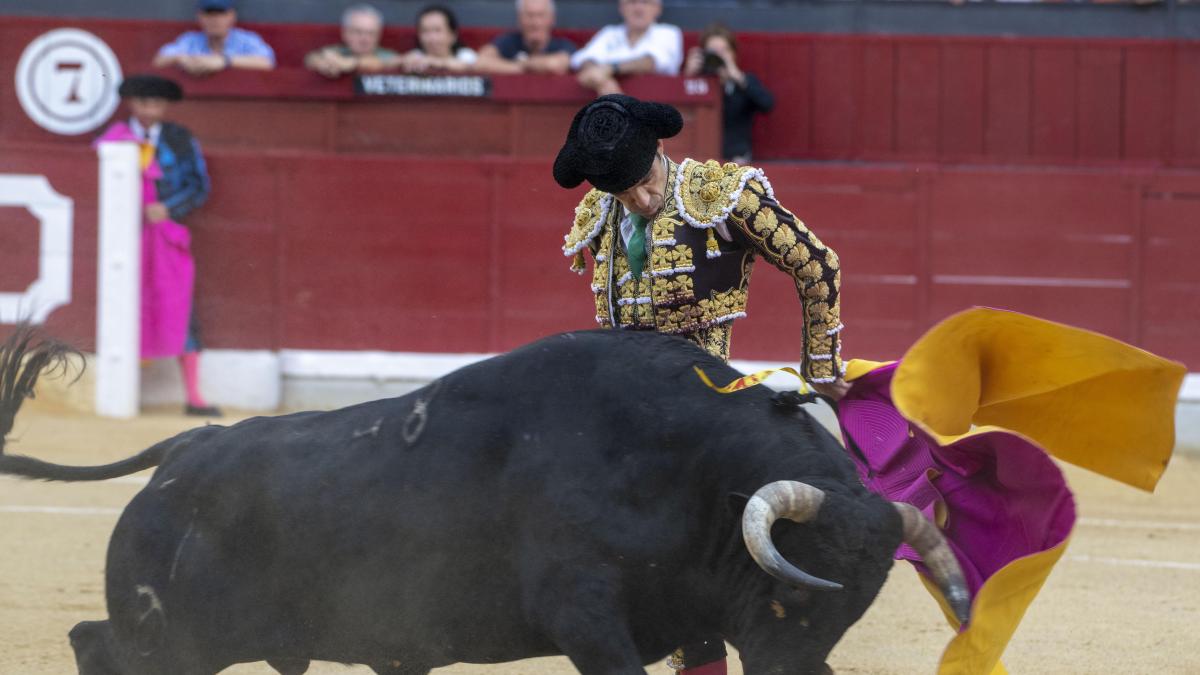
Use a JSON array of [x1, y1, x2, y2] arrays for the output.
[[788, 587, 812, 604]]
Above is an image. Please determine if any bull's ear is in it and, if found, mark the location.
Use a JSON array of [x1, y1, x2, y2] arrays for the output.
[[726, 491, 751, 516]]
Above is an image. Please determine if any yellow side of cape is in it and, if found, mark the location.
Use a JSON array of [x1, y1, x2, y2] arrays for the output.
[[891, 307, 1186, 492]]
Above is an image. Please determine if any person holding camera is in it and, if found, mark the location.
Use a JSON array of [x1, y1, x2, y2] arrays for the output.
[[684, 24, 774, 164]]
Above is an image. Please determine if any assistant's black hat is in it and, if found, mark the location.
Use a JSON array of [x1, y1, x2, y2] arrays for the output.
[[117, 74, 183, 102], [553, 94, 683, 194]]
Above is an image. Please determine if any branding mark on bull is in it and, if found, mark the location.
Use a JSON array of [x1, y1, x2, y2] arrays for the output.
[[169, 513, 196, 583], [403, 379, 441, 445], [353, 418, 383, 439], [134, 585, 166, 656]]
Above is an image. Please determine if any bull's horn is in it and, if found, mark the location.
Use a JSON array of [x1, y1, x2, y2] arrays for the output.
[[741, 480, 843, 591], [894, 502, 972, 625]]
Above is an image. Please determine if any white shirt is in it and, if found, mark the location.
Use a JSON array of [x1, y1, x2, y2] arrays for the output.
[[405, 46, 479, 65], [569, 23, 683, 75], [129, 118, 162, 147]]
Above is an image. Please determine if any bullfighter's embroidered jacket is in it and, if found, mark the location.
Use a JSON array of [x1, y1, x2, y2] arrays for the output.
[[562, 158, 843, 382]]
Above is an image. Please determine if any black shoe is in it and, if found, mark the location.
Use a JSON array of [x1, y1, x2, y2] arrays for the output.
[[185, 404, 223, 417]]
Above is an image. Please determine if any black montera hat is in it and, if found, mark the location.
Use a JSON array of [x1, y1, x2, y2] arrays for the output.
[[118, 74, 184, 102], [553, 94, 683, 194]]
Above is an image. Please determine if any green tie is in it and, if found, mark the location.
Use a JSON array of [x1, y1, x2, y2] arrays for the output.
[[628, 213, 647, 281]]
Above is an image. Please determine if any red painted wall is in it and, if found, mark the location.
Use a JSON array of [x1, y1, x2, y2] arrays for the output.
[[180, 154, 1200, 369], [2, 16, 1198, 369], [748, 35, 1200, 167]]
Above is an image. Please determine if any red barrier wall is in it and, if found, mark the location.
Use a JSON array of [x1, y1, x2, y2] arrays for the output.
[[181, 154, 1199, 368], [746, 35, 1200, 166]]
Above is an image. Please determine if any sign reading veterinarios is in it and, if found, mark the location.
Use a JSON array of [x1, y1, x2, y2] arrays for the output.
[[355, 74, 491, 98], [15, 28, 122, 136]]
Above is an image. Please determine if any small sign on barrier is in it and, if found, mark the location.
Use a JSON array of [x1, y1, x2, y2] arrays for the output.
[[354, 74, 492, 98]]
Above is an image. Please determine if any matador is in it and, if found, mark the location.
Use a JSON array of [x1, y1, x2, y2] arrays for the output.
[[555, 94, 848, 391], [553, 94, 850, 674]]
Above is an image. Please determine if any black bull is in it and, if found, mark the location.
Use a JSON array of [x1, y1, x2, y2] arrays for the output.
[[0, 327, 969, 675]]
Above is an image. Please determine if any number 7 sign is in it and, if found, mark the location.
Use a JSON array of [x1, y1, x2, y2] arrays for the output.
[[16, 28, 123, 136]]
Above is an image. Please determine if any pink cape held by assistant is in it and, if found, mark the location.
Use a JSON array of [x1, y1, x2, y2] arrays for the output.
[[96, 122, 195, 359]]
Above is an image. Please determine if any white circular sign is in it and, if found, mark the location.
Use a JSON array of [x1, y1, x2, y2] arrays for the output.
[[15, 28, 123, 136]]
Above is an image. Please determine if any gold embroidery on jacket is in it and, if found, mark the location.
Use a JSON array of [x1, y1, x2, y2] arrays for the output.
[[729, 177, 842, 381], [651, 245, 695, 277], [652, 275, 695, 305], [684, 322, 734, 362], [563, 189, 612, 257], [678, 160, 751, 228], [571, 159, 841, 380], [655, 288, 748, 335]]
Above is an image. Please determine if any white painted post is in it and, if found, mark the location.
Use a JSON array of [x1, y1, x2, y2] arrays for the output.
[[95, 141, 141, 418]]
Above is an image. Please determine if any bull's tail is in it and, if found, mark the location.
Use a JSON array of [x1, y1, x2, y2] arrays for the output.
[[0, 324, 165, 482]]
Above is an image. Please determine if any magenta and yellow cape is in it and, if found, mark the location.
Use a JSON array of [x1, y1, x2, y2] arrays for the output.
[[841, 308, 1185, 674]]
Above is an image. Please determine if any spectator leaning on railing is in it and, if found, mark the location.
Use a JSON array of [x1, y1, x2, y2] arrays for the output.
[[474, 0, 576, 75], [398, 4, 478, 74], [571, 0, 682, 96], [305, 4, 398, 78], [683, 23, 774, 164], [152, 0, 275, 75]]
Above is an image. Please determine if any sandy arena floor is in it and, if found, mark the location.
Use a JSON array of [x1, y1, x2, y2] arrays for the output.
[[1, 403, 1198, 674]]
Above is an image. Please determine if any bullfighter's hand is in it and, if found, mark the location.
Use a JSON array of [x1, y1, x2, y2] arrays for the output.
[[811, 378, 851, 402], [144, 202, 169, 224]]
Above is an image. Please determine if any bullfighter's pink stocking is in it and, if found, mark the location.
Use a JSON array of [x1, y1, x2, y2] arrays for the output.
[[179, 352, 208, 407]]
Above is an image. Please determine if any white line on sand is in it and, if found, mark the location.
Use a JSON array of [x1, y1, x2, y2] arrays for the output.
[[1079, 517, 1200, 532], [1067, 554, 1200, 572], [0, 505, 121, 516]]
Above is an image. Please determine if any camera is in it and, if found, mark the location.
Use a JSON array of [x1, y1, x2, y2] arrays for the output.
[[700, 50, 724, 76]]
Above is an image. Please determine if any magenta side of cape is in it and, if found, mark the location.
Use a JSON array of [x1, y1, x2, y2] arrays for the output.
[[96, 122, 196, 359], [837, 363, 1076, 597]]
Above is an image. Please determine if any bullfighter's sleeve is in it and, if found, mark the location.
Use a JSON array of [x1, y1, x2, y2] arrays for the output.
[[727, 174, 843, 383], [160, 126, 211, 222]]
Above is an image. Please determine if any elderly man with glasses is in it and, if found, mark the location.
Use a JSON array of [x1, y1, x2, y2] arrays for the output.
[[305, 4, 398, 78]]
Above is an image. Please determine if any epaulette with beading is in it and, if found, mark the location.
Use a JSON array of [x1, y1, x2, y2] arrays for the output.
[[673, 159, 773, 231], [562, 189, 613, 273]]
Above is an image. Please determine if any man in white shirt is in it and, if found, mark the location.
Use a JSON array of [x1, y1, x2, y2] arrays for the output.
[[571, 0, 683, 95]]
